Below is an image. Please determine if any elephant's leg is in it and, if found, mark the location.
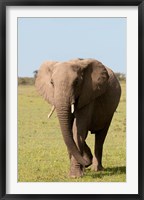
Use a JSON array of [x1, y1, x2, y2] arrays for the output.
[[69, 140, 92, 177], [69, 119, 88, 178], [92, 118, 112, 171], [83, 142, 93, 168]]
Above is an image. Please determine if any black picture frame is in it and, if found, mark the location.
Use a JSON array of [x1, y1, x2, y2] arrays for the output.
[[0, 0, 144, 199]]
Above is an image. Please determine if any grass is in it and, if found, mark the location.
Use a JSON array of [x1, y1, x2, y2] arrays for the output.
[[18, 81, 126, 182]]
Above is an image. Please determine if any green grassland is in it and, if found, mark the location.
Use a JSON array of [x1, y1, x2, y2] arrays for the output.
[[18, 81, 126, 182]]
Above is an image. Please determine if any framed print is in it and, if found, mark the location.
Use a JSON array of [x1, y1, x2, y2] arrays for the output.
[[0, 0, 144, 199]]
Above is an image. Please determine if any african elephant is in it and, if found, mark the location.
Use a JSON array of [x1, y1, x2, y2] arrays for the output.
[[35, 58, 121, 178]]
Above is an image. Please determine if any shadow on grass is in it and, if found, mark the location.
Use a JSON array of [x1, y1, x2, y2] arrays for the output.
[[85, 166, 126, 179]]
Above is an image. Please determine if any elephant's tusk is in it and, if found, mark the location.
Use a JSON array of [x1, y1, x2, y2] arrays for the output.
[[48, 106, 55, 118], [71, 104, 75, 113]]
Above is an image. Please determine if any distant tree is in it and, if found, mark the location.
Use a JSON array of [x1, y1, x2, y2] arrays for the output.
[[33, 70, 38, 79]]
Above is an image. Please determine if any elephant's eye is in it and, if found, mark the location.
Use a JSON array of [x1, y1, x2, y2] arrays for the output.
[[50, 79, 54, 86], [73, 78, 79, 86]]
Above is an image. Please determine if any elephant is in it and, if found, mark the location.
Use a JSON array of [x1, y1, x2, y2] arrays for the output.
[[35, 58, 121, 178]]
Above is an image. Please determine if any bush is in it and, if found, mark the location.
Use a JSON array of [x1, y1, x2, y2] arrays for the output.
[[18, 77, 35, 85], [115, 73, 126, 81]]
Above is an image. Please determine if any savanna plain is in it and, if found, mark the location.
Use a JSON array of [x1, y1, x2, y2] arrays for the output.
[[18, 81, 126, 182]]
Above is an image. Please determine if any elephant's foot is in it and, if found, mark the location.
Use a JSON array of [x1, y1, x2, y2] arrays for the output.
[[69, 169, 84, 178], [83, 142, 93, 168], [91, 164, 104, 172], [69, 165, 84, 178], [83, 155, 92, 168]]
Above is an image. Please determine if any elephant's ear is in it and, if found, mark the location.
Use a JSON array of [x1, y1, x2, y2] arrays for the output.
[[77, 60, 109, 109], [35, 61, 57, 105]]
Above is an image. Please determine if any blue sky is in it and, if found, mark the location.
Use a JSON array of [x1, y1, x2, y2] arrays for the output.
[[18, 18, 126, 77]]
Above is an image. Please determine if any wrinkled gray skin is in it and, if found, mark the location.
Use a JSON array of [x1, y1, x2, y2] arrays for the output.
[[35, 58, 121, 178]]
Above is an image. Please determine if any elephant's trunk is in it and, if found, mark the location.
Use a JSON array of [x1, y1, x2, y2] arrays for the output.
[[56, 104, 88, 167]]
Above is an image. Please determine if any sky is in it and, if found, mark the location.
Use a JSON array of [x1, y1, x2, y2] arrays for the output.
[[18, 18, 126, 77]]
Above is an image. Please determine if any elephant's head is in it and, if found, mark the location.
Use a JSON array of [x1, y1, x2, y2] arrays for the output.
[[35, 59, 109, 166]]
